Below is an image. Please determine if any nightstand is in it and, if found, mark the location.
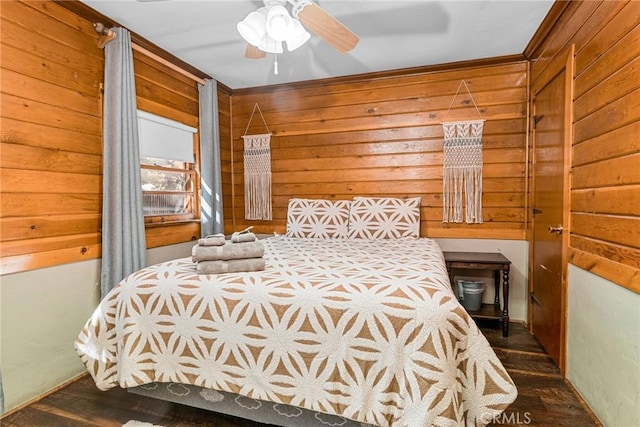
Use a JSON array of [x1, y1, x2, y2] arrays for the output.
[[443, 251, 511, 337]]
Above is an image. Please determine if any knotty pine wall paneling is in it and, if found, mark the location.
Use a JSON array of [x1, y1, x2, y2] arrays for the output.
[[229, 62, 529, 240], [0, 0, 205, 274], [528, 0, 640, 292], [218, 89, 235, 234], [1, 0, 104, 274]]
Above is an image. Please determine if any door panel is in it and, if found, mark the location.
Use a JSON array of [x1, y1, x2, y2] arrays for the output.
[[531, 63, 568, 367]]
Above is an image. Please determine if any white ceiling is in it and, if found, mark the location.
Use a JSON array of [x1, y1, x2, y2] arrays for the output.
[[81, 0, 554, 89]]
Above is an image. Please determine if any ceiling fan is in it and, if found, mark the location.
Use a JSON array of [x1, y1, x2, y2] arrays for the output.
[[237, 0, 359, 60]]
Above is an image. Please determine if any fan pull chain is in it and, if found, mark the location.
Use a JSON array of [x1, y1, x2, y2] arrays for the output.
[[273, 53, 279, 75]]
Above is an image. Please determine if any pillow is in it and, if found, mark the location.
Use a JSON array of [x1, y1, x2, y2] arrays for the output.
[[286, 198, 351, 238], [347, 196, 421, 239]]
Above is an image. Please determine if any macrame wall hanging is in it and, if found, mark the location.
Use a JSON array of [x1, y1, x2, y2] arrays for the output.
[[242, 103, 272, 220], [442, 80, 485, 224]]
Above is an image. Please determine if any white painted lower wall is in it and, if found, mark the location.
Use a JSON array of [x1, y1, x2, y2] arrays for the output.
[[567, 265, 640, 427], [0, 241, 194, 413], [434, 238, 529, 322]]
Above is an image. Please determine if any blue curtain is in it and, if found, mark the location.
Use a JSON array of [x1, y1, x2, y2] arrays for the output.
[[198, 79, 224, 236], [101, 27, 147, 298]]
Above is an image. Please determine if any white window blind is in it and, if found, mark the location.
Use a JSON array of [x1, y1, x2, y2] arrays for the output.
[[137, 110, 197, 163]]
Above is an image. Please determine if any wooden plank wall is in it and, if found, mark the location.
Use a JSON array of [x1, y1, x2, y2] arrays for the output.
[[218, 90, 234, 232], [228, 62, 529, 239], [132, 50, 201, 248], [528, 0, 640, 292], [1, 0, 103, 274], [0, 0, 203, 274]]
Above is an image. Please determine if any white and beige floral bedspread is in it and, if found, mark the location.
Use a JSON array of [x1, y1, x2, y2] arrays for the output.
[[75, 236, 516, 426]]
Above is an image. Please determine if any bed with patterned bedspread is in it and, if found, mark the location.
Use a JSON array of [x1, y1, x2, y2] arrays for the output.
[[75, 236, 517, 426]]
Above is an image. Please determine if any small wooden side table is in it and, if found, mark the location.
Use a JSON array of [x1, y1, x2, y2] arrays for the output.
[[443, 251, 512, 337]]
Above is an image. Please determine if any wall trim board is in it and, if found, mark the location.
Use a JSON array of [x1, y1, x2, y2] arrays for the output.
[[562, 378, 605, 427], [0, 243, 101, 276], [523, 1, 573, 59], [568, 248, 640, 294], [0, 373, 89, 420], [426, 229, 525, 240], [0, 222, 201, 275], [132, 44, 206, 86], [232, 55, 527, 95]]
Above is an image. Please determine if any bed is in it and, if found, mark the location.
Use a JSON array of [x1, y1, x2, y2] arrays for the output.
[[75, 234, 517, 426], [76, 197, 517, 425]]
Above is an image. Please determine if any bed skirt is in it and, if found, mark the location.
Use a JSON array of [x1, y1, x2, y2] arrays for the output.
[[129, 382, 373, 427]]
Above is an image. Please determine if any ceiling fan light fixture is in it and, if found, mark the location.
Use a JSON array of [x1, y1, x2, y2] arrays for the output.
[[239, 0, 357, 65], [285, 18, 310, 51], [258, 34, 284, 54], [237, 7, 267, 46], [265, 4, 293, 41]]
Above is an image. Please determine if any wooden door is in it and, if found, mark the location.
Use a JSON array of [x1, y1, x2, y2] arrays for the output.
[[530, 47, 574, 369]]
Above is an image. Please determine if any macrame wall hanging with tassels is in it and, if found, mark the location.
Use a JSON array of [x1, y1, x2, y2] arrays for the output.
[[242, 103, 272, 221], [442, 80, 485, 224]]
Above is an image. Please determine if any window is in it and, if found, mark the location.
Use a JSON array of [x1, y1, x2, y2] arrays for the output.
[[137, 110, 198, 224]]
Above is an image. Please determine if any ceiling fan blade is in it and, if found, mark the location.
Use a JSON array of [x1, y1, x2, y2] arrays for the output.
[[245, 43, 267, 59], [296, 2, 359, 54]]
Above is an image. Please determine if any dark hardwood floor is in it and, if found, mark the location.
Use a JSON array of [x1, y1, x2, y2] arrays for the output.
[[1, 322, 599, 427], [479, 322, 599, 427]]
